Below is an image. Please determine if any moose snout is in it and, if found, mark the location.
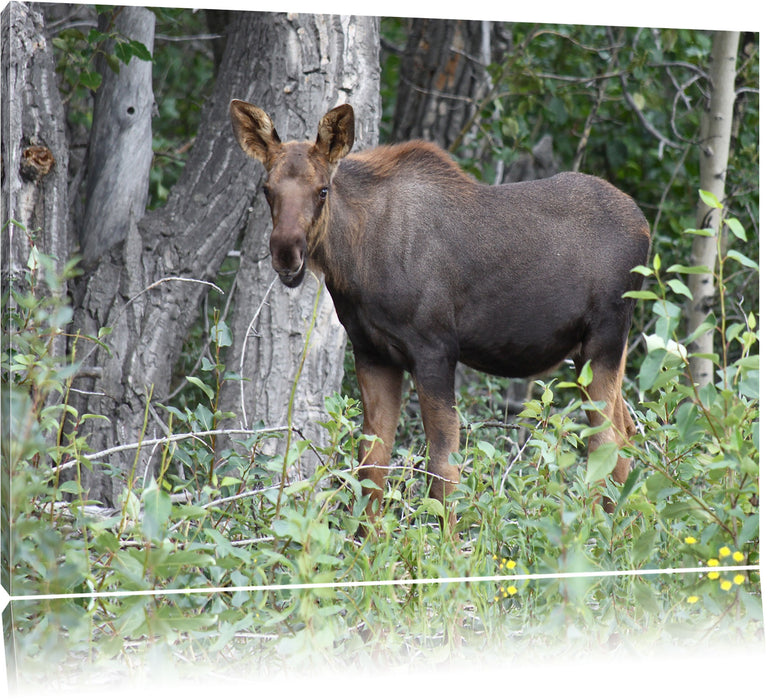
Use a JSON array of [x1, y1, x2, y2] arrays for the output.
[[270, 233, 307, 287]]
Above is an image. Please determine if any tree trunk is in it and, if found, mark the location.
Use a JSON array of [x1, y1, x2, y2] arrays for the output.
[[1, 2, 72, 302], [219, 13, 382, 482], [687, 31, 740, 387], [391, 18, 507, 155], [68, 11, 381, 506], [79, 6, 155, 265]]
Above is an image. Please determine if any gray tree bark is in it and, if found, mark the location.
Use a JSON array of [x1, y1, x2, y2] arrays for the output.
[[68, 11, 381, 505], [79, 6, 155, 265], [687, 31, 740, 387], [1, 2, 72, 301], [391, 18, 508, 155], [219, 13, 382, 482]]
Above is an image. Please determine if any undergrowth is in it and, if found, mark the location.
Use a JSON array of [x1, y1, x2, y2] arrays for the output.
[[2, 195, 761, 683]]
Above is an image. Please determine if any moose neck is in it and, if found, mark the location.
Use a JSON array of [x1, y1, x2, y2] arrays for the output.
[[307, 141, 481, 296], [308, 157, 374, 294]]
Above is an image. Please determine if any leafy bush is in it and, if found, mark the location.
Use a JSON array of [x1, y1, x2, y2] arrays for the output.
[[3, 187, 760, 685]]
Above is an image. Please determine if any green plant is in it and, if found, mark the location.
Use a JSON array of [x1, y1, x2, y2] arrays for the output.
[[4, 184, 760, 684]]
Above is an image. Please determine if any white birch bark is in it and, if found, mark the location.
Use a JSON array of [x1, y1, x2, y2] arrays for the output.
[[687, 31, 740, 387]]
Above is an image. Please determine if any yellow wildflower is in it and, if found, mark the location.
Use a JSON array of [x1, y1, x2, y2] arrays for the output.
[[719, 546, 731, 558], [720, 580, 732, 591], [684, 536, 697, 544], [733, 551, 745, 563], [707, 558, 719, 567], [708, 571, 720, 580], [506, 560, 516, 570], [507, 585, 517, 596], [734, 574, 746, 586], [687, 595, 699, 604]]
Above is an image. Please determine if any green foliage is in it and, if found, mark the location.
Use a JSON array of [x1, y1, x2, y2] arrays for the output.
[[5, 197, 760, 679], [52, 7, 153, 97], [147, 8, 217, 208]]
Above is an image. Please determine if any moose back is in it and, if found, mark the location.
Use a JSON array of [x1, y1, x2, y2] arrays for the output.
[[230, 100, 651, 529]]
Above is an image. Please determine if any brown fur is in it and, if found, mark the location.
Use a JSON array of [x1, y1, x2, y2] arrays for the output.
[[230, 100, 651, 531]]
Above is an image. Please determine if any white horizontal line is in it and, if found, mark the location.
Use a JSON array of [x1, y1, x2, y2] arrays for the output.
[[3, 565, 759, 605]]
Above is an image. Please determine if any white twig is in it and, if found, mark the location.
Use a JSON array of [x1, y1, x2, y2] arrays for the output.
[[53, 426, 287, 473], [77, 276, 225, 368], [240, 276, 277, 428]]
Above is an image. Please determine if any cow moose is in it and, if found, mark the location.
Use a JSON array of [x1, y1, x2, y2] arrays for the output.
[[230, 99, 651, 532]]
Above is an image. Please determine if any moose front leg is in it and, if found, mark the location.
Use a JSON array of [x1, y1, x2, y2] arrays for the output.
[[355, 358, 404, 523], [413, 358, 460, 531]]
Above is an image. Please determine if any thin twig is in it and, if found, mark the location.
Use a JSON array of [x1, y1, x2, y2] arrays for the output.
[[77, 277, 224, 369], [240, 276, 277, 428], [53, 426, 287, 473]]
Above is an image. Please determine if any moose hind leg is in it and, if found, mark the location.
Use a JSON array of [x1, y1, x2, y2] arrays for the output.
[[578, 345, 633, 508], [355, 358, 404, 523]]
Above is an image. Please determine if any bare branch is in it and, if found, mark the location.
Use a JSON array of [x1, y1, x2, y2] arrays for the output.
[[53, 426, 288, 473]]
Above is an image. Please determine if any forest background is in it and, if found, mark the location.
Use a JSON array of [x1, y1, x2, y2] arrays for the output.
[[1, 0, 766, 693]]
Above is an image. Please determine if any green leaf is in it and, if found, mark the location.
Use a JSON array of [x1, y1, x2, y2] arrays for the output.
[[699, 189, 723, 209], [79, 70, 102, 91], [726, 249, 759, 271], [623, 290, 659, 300], [417, 497, 446, 518], [57, 480, 82, 494], [659, 500, 714, 521], [186, 375, 215, 400], [87, 28, 106, 45], [633, 580, 661, 615], [210, 320, 233, 348], [684, 320, 715, 345], [666, 279, 693, 300], [630, 264, 654, 277], [114, 41, 133, 65], [631, 526, 657, 563], [477, 440, 496, 460], [614, 466, 642, 511], [128, 39, 153, 61], [725, 217, 746, 241], [666, 264, 712, 275], [638, 349, 667, 393], [585, 442, 619, 483], [577, 360, 593, 388], [142, 483, 172, 541], [675, 401, 703, 444], [104, 53, 121, 74]]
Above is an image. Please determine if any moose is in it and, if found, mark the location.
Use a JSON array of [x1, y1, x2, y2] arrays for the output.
[[230, 99, 651, 531]]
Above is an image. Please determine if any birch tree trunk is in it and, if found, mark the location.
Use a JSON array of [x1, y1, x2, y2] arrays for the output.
[[219, 13, 382, 482], [79, 6, 155, 265], [687, 31, 740, 387]]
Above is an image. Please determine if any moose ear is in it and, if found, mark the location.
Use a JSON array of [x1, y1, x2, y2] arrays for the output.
[[315, 104, 355, 165], [229, 99, 281, 167]]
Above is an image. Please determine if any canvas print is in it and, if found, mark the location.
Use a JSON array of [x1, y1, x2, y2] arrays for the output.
[[1, 1, 762, 694]]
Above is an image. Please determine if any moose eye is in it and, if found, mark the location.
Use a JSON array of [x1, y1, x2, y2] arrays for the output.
[[319, 187, 329, 201]]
